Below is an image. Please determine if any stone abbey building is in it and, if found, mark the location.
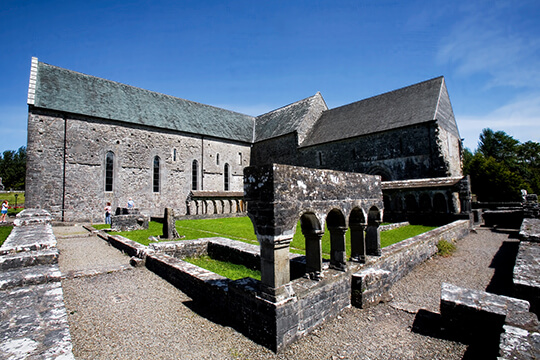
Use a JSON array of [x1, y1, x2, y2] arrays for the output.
[[25, 57, 465, 222]]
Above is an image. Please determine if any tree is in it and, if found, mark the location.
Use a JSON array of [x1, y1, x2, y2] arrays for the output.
[[464, 129, 540, 202], [0, 146, 26, 190], [478, 128, 519, 168]]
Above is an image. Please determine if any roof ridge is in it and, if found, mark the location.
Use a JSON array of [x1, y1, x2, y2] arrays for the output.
[[38, 60, 254, 119], [256, 92, 321, 118], [329, 76, 444, 111]]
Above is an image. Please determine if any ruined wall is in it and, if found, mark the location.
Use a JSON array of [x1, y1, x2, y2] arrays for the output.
[[26, 108, 250, 222], [295, 122, 450, 181], [436, 126, 462, 177], [250, 133, 298, 166], [25, 109, 66, 215]]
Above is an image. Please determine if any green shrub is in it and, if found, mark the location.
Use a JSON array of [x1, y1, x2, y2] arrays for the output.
[[437, 239, 456, 257]]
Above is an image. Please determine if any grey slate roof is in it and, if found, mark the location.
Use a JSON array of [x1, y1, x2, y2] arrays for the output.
[[254, 92, 328, 143], [28, 58, 459, 148], [31, 60, 255, 143], [301, 76, 459, 147]]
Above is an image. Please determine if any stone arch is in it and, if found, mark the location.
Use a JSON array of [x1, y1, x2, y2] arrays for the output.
[[367, 166, 392, 181], [383, 195, 392, 211], [349, 207, 367, 262], [300, 212, 323, 278], [366, 206, 382, 256], [392, 195, 403, 212], [433, 193, 448, 213], [405, 194, 418, 212], [419, 193, 432, 212], [326, 209, 347, 271]]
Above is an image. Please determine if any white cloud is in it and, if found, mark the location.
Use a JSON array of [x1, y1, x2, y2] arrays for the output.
[[437, 2, 540, 89], [457, 94, 540, 150]]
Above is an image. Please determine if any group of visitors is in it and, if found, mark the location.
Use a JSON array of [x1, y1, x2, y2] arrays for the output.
[[104, 198, 135, 224]]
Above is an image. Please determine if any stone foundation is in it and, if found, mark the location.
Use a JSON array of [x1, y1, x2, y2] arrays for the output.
[[111, 208, 149, 231], [101, 219, 471, 352], [0, 210, 74, 359]]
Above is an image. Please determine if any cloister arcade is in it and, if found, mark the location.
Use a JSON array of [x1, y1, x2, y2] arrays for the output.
[[244, 164, 383, 301]]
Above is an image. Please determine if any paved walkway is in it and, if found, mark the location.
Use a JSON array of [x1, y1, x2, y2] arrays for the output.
[[57, 226, 519, 359]]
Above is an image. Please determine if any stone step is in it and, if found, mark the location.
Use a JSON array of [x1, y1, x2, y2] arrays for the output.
[[0, 248, 59, 270], [0, 264, 62, 290]]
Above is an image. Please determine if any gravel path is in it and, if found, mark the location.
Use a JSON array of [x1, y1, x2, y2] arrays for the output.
[[56, 226, 518, 359]]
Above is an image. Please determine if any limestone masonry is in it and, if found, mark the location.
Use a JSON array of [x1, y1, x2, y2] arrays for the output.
[[25, 57, 465, 223]]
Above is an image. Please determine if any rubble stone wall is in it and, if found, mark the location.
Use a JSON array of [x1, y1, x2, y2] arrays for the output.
[[26, 109, 250, 222]]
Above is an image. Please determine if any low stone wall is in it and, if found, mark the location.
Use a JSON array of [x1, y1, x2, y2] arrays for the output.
[[146, 252, 230, 313], [514, 219, 540, 317], [0, 209, 74, 359], [97, 219, 471, 352], [379, 221, 409, 231], [520, 218, 540, 242], [440, 283, 540, 360], [111, 208, 149, 231], [352, 220, 470, 308], [441, 282, 530, 341]]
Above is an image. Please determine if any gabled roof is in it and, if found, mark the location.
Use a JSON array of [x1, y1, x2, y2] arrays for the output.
[[254, 92, 328, 143], [28, 58, 255, 143], [301, 76, 459, 147]]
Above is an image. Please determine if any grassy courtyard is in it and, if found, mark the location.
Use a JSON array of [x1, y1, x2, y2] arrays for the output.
[[100, 216, 436, 256]]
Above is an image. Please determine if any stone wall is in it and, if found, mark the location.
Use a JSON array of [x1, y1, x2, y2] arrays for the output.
[[295, 122, 452, 181], [0, 209, 74, 359], [96, 217, 472, 353], [352, 220, 471, 308], [250, 133, 299, 166], [381, 176, 471, 224], [26, 108, 250, 222]]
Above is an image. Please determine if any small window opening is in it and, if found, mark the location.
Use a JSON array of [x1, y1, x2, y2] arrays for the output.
[[224, 163, 230, 191], [153, 156, 160, 193], [105, 151, 114, 192], [192, 160, 198, 190]]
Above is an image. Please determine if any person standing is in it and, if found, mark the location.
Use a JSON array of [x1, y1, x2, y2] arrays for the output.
[[127, 198, 135, 209], [104, 202, 112, 225], [1, 200, 7, 223]]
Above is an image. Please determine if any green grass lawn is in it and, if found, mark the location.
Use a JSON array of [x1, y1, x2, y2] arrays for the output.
[[93, 216, 437, 280], [183, 255, 261, 280], [0, 192, 25, 207], [103, 216, 436, 254], [0, 226, 13, 247]]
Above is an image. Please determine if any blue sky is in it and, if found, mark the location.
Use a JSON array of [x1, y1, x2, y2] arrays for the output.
[[1, 0, 539, 153]]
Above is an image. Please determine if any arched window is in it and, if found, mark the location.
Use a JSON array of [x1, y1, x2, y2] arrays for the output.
[[153, 156, 160, 193], [192, 160, 198, 190], [105, 151, 114, 192], [224, 163, 230, 191]]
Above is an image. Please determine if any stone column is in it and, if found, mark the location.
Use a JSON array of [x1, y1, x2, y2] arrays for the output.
[[259, 235, 295, 301], [303, 230, 324, 280], [329, 226, 347, 271], [366, 220, 381, 256], [350, 224, 366, 263]]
